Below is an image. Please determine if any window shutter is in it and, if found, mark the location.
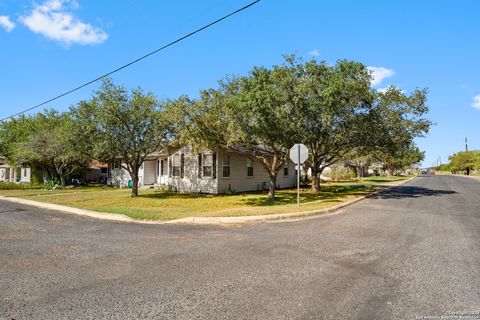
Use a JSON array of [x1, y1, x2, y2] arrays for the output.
[[180, 154, 185, 178], [198, 154, 202, 178], [212, 152, 217, 179], [168, 156, 172, 178]]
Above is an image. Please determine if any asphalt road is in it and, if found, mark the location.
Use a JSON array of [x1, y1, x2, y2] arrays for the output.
[[1, 175, 479, 320]]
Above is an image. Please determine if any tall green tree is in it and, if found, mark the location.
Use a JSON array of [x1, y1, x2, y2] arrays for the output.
[[448, 150, 480, 175], [0, 115, 34, 168], [89, 79, 172, 197], [185, 65, 298, 201], [369, 87, 431, 175], [0, 109, 93, 186], [285, 57, 374, 192]]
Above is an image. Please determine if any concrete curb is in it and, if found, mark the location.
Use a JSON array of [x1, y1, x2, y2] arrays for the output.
[[0, 178, 414, 225], [0, 196, 135, 223]]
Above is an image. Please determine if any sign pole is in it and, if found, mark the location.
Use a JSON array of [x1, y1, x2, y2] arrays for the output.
[[297, 144, 300, 207], [289, 143, 308, 208]]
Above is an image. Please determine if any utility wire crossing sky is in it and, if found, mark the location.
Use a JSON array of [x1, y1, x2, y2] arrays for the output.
[[0, 0, 260, 122], [0, 0, 478, 166]]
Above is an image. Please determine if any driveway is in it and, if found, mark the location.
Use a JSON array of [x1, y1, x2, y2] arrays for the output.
[[1, 175, 479, 319]]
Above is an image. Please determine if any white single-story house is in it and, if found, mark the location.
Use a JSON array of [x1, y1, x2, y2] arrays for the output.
[[0, 158, 31, 183], [109, 146, 298, 194]]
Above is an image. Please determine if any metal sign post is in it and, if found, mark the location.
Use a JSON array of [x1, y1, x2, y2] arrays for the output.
[[289, 144, 309, 207]]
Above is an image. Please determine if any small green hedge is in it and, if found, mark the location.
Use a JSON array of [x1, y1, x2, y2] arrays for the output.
[[0, 182, 43, 190]]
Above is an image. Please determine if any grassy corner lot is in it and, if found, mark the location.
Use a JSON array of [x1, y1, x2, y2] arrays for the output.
[[0, 176, 412, 221]]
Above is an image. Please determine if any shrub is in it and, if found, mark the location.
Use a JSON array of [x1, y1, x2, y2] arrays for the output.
[[45, 179, 60, 190], [30, 176, 43, 187], [0, 182, 39, 190], [328, 166, 355, 181], [224, 185, 236, 195]]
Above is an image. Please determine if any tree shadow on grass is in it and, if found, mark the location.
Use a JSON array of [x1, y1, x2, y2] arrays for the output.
[[138, 192, 210, 200], [334, 179, 403, 184], [367, 186, 456, 200], [137, 185, 376, 207], [241, 185, 376, 207]]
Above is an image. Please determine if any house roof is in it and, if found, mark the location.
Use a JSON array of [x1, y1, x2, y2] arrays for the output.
[[90, 160, 108, 169]]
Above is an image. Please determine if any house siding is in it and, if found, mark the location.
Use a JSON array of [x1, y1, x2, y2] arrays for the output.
[[166, 147, 218, 193], [217, 152, 297, 193], [108, 148, 297, 194], [109, 167, 131, 188], [0, 165, 31, 183]]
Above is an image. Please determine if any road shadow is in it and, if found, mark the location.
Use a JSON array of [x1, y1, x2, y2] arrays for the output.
[[367, 186, 457, 200]]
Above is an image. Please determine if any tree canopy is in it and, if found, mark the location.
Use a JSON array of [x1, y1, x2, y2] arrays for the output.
[[85, 78, 174, 197], [0, 54, 431, 200]]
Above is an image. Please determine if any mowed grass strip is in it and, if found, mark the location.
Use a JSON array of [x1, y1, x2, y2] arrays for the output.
[[0, 183, 388, 221]]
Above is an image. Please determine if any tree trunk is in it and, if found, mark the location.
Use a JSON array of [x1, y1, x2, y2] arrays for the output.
[[388, 167, 394, 176], [60, 174, 66, 188], [311, 167, 324, 193], [131, 174, 139, 197], [268, 174, 277, 201], [311, 173, 320, 193]]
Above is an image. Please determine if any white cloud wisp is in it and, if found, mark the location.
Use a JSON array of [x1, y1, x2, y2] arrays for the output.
[[309, 49, 320, 57], [471, 95, 480, 109], [0, 15, 15, 32], [368, 66, 395, 87], [19, 0, 108, 46]]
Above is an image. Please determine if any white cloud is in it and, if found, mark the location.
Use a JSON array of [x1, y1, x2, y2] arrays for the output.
[[0, 15, 15, 32], [19, 0, 108, 46], [377, 86, 405, 94], [309, 49, 320, 57], [471, 95, 480, 109], [368, 66, 395, 87]]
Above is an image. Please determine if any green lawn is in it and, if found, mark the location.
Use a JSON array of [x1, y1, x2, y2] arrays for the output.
[[0, 177, 409, 221]]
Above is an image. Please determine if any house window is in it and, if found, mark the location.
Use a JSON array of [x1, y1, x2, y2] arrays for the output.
[[247, 158, 254, 177], [23, 168, 27, 177], [172, 154, 181, 177], [283, 163, 289, 176], [100, 168, 107, 174], [203, 154, 213, 177], [222, 155, 230, 178]]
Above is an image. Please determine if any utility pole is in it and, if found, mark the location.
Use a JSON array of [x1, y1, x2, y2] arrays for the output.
[[465, 137, 470, 175]]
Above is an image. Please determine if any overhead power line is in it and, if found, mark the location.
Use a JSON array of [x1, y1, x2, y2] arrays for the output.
[[1, 0, 260, 122]]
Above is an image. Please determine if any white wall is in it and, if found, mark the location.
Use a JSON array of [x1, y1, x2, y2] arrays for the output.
[[217, 152, 297, 193], [0, 166, 31, 183], [19, 167, 31, 183], [143, 160, 157, 185], [166, 147, 218, 193], [0, 168, 8, 182], [109, 167, 131, 188], [108, 148, 297, 194]]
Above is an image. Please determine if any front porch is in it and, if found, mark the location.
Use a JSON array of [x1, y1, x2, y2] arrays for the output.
[[0, 166, 30, 183], [140, 154, 169, 187]]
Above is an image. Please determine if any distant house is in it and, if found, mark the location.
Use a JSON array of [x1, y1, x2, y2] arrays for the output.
[[70, 161, 109, 184], [0, 158, 31, 183], [0, 157, 111, 185], [109, 146, 297, 194]]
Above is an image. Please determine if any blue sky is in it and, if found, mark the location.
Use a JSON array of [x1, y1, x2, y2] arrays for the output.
[[0, 0, 478, 167]]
